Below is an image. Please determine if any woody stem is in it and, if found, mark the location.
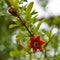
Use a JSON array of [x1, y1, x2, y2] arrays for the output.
[[17, 14, 33, 37]]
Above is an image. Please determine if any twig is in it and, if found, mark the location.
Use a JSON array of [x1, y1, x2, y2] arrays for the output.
[[16, 14, 34, 37]]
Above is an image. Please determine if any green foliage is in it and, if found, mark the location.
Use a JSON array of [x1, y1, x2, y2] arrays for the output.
[[26, 2, 34, 18], [33, 19, 45, 34], [31, 10, 38, 15], [10, 48, 22, 57], [56, 54, 60, 60], [50, 35, 59, 49], [0, 0, 60, 60], [7, 0, 18, 7], [9, 24, 18, 29], [23, 0, 27, 2], [45, 16, 60, 27]]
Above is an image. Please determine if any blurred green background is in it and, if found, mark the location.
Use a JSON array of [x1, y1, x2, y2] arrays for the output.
[[0, 0, 60, 60], [0, 0, 15, 60]]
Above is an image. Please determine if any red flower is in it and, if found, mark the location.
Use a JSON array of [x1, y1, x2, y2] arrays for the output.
[[29, 36, 44, 52]]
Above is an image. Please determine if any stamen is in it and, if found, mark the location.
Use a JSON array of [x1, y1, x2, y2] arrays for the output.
[[34, 42, 39, 48]]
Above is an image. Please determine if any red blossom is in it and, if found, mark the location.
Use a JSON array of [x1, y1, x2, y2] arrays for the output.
[[29, 36, 44, 52]]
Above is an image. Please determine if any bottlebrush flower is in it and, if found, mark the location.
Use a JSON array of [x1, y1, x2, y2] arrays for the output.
[[8, 6, 17, 16], [29, 36, 44, 52]]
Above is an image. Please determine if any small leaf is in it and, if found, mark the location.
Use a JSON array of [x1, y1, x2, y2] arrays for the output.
[[23, 0, 27, 2], [10, 50, 22, 57], [9, 24, 18, 29], [26, 2, 34, 16], [9, 0, 19, 10], [33, 19, 45, 34], [31, 10, 38, 15], [56, 54, 60, 60], [16, 35, 21, 44], [10, 51, 16, 57]]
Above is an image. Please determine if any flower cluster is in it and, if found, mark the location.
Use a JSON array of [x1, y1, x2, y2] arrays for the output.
[[29, 36, 44, 52]]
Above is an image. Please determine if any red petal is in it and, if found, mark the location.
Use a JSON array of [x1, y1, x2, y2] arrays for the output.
[[30, 37, 35, 42], [33, 48, 37, 52], [40, 40, 44, 45], [29, 43, 32, 48], [39, 46, 43, 51], [35, 36, 40, 41]]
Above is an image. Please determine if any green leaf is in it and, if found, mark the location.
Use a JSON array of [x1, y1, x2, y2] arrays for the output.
[[56, 54, 60, 60], [16, 35, 21, 44], [9, 0, 19, 9], [10, 50, 22, 57], [9, 24, 18, 29], [31, 10, 38, 15], [14, 0, 18, 7], [23, 0, 27, 2], [26, 2, 34, 17], [33, 19, 45, 34], [43, 30, 51, 38], [50, 36, 58, 49], [10, 51, 16, 57]]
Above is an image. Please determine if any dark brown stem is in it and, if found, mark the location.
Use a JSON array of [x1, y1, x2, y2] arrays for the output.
[[17, 14, 33, 37]]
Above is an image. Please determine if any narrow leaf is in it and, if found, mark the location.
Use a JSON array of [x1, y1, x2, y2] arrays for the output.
[[26, 2, 34, 16], [9, 24, 18, 29], [33, 19, 45, 34], [31, 10, 38, 15], [9, 0, 18, 9]]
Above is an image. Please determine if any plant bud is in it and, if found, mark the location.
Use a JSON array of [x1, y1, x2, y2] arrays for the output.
[[8, 6, 17, 16]]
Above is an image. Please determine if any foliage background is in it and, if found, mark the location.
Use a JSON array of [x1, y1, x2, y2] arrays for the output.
[[0, 0, 60, 60]]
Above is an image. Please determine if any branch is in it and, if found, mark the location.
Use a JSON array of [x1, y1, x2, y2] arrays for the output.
[[8, 6, 34, 37], [17, 15, 34, 37]]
